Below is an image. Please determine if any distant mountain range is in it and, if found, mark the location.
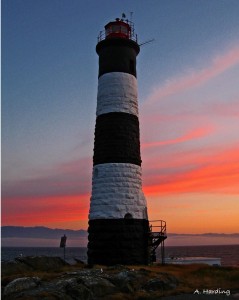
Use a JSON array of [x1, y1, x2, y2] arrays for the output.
[[168, 233, 239, 237], [1, 226, 238, 239], [1, 226, 87, 239]]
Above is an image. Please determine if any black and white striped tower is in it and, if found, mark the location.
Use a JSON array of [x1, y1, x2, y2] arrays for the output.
[[88, 16, 149, 265]]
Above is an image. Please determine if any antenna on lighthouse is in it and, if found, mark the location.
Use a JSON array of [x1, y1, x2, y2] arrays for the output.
[[139, 38, 155, 47], [130, 12, 133, 22]]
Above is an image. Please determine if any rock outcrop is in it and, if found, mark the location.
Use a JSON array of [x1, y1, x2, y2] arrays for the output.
[[2, 256, 179, 299], [2, 256, 68, 276], [3, 256, 237, 299]]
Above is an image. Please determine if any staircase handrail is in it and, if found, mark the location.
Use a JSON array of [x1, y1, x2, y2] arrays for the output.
[[149, 220, 167, 236]]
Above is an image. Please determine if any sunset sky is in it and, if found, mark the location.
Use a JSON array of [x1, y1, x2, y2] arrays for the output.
[[2, 0, 239, 243]]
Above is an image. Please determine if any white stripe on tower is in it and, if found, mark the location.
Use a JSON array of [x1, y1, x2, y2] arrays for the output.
[[89, 163, 147, 219], [96, 72, 138, 117]]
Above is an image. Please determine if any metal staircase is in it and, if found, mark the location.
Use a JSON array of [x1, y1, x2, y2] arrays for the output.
[[148, 220, 167, 264]]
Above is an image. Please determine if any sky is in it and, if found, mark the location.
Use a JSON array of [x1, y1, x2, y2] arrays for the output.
[[2, 0, 239, 245]]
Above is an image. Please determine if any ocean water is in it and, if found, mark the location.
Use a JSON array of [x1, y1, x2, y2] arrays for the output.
[[1, 247, 88, 264], [1, 245, 239, 267]]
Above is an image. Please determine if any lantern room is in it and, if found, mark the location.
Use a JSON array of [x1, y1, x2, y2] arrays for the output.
[[97, 16, 138, 43], [105, 18, 131, 39]]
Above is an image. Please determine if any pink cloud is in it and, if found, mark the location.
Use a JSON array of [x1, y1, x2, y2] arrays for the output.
[[145, 45, 239, 104], [208, 97, 239, 117], [142, 125, 213, 149], [142, 144, 239, 195]]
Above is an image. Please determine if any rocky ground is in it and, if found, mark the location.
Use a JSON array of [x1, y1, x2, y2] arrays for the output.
[[1, 256, 239, 299]]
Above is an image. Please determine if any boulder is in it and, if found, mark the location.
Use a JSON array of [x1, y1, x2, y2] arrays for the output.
[[54, 277, 92, 299], [143, 277, 165, 291], [65, 280, 92, 299], [143, 273, 179, 292], [4, 277, 41, 296], [79, 275, 117, 297], [15, 256, 68, 271], [109, 269, 145, 293]]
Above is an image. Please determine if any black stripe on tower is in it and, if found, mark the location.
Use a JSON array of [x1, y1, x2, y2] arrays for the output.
[[88, 219, 149, 265], [93, 112, 141, 166], [96, 38, 140, 78]]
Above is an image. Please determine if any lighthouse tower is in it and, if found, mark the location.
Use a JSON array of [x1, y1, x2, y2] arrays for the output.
[[88, 16, 149, 265]]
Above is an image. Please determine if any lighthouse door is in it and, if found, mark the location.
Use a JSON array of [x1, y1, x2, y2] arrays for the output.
[[124, 213, 133, 219]]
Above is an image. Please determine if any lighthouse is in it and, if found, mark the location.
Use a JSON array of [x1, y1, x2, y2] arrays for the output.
[[88, 16, 150, 265]]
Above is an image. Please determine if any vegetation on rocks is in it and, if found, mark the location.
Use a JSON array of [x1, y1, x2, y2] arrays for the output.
[[1, 256, 239, 299]]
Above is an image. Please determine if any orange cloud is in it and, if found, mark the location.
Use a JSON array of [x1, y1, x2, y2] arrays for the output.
[[145, 45, 239, 104], [142, 125, 213, 149], [1, 194, 90, 229], [143, 144, 239, 195]]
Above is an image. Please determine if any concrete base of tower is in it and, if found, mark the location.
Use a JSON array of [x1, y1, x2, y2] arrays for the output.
[[87, 218, 150, 265]]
